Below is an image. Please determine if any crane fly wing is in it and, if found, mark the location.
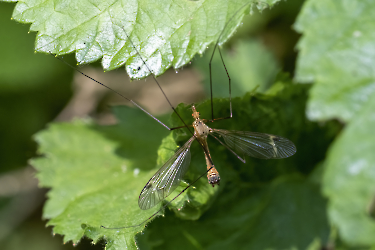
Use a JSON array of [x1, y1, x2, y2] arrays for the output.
[[138, 136, 195, 210], [211, 129, 296, 160]]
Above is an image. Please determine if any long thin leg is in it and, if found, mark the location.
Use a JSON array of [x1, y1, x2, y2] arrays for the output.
[[54, 56, 171, 130], [207, 46, 233, 123], [54, 28, 195, 133], [206, 1, 271, 123], [116, 25, 219, 167], [208, 0, 246, 122], [218, 46, 233, 119], [112, 24, 220, 167], [170, 125, 193, 131], [118, 25, 193, 134], [210, 135, 246, 163], [208, 116, 232, 123], [209, 45, 215, 121]]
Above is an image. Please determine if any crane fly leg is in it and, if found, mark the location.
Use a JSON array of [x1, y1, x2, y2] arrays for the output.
[[207, 116, 232, 123], [170, 125, 193, 131]]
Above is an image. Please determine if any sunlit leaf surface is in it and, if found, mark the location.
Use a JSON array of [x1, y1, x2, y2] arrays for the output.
[[295, 0, 375, 122], [10, 0, 280, 79], [323, 96, 375, 246], [296, 1, 375, 246]]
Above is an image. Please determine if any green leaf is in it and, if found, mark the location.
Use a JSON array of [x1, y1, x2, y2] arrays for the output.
[[323, 96, 375, 246], [138, 176, 330, 250], [294, 0, 375, 122], [32, 77, 340, 249], [295, 1, 375, 246], [32, 105, 219, 249], [32, 106, 169, 248], [9, 0, 280, 78]]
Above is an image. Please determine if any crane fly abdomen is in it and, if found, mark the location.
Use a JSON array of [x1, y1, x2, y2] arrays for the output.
[[191, 105, 221, 186], [206, 162, 220, 187]]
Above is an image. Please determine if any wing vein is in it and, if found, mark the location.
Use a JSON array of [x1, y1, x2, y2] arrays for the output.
[[138, 136, 195, 210]]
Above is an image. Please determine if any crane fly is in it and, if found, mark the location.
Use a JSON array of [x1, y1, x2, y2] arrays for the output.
[[135, 1, 296, 212], [138, 105, 296, 210], [40, 1, 295, 228]]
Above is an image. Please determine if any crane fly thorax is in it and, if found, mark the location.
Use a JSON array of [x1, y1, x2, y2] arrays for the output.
[[192, 118, 211, 139], [191, 105, 212, 139]]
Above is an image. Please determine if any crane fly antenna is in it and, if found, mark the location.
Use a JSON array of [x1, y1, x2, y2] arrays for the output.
[[100, 166, 214, 230]]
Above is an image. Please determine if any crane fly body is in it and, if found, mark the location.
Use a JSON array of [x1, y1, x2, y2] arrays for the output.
[[191, 106, 220, 186], [138, 105, 296, 210]]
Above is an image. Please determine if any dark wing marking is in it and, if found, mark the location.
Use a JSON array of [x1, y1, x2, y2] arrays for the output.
[[211, 129, 296, 160], [138, 136, 195, 210]]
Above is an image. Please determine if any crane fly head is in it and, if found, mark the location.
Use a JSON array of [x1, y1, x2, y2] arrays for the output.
[[191, 105, 200, 119]]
